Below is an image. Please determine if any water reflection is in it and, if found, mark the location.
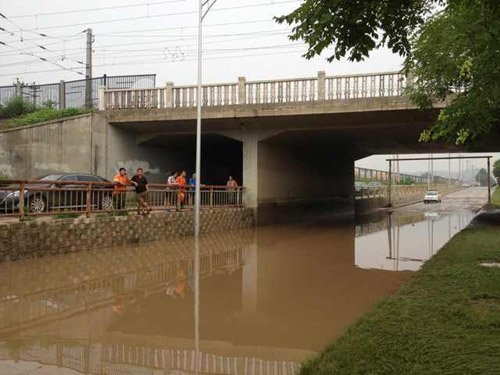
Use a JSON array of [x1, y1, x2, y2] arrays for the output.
[[0, 209, 476, 374], [355, 210, 476, 271]]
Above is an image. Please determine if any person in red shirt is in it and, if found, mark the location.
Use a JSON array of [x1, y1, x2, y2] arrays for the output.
[[176, 170, 187, 209], [112, 167, 131, 210]]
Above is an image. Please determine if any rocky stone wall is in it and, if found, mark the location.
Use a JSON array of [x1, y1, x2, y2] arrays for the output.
[[0, 208, 254, 261]]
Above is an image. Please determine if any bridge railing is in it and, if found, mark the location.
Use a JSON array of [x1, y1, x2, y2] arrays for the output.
[[326, 72, 405, 100], [100, 71, 409, 110], [0, 179, 245, 221], [246, 77, 317, 104]]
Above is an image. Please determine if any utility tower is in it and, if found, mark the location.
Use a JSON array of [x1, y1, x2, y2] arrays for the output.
[[85, 28, 93, 109]]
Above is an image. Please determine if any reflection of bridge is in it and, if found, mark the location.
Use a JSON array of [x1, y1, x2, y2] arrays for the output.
[[0, 341, 301, 375], [0, 230, 253, 334]]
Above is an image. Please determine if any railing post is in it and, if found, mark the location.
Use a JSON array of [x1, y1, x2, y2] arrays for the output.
[[317, 71, 326, 100], [238, 77, 246, 104], [405, 71, 414, 91], [487, 157, 491, 204], [165, 81, 174, 108], [388, 160, 392, 206], [209, 187, 214, 206], [58, 80, 66, 110], [86, 182, 92, 217], [98, 86, 106, 110], [19, 182, 25, 221], [15, 81, 23, 97]]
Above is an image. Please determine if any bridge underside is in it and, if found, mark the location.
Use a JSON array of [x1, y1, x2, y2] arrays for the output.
[[107, 106, 471, 224]]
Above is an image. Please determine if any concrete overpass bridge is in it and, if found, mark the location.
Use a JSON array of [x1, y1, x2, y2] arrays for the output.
[[2, 71, 497, 223], [97, 71, 474, 223]]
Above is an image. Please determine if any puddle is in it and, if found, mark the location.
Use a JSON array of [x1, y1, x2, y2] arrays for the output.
[[0, 209, 477, 374], [356, 210, 476, 271], [479, 263, 500, 268]]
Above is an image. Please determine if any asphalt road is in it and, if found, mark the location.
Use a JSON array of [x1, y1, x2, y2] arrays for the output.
[[399, 187, 489, 214]]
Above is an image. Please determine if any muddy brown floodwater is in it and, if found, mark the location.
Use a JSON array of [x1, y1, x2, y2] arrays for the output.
[[0, 208, 478, 374]]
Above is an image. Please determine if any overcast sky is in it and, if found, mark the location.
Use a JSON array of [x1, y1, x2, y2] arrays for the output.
[[0, 0, 498, 173]]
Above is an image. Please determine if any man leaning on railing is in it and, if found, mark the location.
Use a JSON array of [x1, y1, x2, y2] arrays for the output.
[[131, 168, 151, 215]]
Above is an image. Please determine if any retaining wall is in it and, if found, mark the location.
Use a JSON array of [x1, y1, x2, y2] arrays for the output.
[[0, 208, 254, 261]]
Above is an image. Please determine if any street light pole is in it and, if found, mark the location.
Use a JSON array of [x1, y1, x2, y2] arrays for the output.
[[195, 1, 218, 242], [194, 2, 217, 374]]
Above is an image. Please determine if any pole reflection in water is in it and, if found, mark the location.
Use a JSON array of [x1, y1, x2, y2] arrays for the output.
[[194, 235, 201, 375], [356, 209, 476, 271]]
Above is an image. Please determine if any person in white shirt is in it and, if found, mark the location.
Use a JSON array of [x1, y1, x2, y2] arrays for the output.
[[165, 171, 178, 208]]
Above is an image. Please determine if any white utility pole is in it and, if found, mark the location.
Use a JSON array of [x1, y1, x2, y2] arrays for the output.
[[194, 2, 217, 374]]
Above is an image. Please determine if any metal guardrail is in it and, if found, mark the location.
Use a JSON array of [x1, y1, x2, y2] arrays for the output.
[[0, 341, 301, 375], [101, 71, 407, 110], [0, 179, 244, 220], [355, 184, 463, 204], [0, 74, 156, 109]]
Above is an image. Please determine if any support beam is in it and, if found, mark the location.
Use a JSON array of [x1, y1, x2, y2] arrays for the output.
[[388, 160, 392, 207], [487, 157, 491, 204]]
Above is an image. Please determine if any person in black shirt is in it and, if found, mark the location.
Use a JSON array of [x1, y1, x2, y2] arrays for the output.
[[131, 168, 151, 215]]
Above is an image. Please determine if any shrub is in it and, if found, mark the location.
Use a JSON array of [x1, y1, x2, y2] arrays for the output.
[[0, 96, 37, 119], [13, 108, 91, 126]]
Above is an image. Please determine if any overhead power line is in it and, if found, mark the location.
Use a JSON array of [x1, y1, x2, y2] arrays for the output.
[[0, 47, 306, 77], [7, 0, 187, 19], [95, 18, 276, 37], [0, 40, 84, 76], [1, 26, 292, 59], [0, 26, 85, 67], [21, 0, 300, 31]]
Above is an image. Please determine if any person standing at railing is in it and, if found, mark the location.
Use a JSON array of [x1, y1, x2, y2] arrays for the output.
[[188, 173, 197, 206], [165, 171, 178, 208], [112, 168, 131, 210], [226, 176, 238, 205], [131, 168, 151, 215], [176, 170, 187, 209]]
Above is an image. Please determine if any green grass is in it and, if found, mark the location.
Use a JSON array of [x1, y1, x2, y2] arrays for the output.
[[0, 108, 91, 130], [492, 187, 500, 206], [301, 224, 500, 375]]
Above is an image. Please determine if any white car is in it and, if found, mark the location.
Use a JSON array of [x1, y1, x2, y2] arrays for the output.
[[423, 190, 441, 204]]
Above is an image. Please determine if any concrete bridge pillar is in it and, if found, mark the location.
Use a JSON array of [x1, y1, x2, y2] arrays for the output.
[[242, 133, 259, 209], [220, 129, 355, 225]]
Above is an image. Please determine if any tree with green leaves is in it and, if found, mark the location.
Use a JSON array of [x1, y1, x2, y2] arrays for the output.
[[475, 168, 489, 186], [276, 0, 500, 146], [493, 159, 500, 183]]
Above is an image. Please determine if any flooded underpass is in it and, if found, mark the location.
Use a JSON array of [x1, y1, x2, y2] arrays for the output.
[[0, 190, 485, 374]]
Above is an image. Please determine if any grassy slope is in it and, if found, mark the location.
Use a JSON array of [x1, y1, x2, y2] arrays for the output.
[[301, 225, 500, 374], [0, 108, 91, 130]]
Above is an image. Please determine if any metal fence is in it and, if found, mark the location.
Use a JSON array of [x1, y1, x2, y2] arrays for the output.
[[0, 342, 301, 375], [355, 184, 463, 205], [0, 74, 156, 109], [0, 179, 244, 220]]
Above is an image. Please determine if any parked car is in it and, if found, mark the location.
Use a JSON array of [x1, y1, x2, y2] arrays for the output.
[[366, 181, 384, 189], [0, 173, 114, 214], [423, 190, 441, 204], [354, 181, 367, 196]]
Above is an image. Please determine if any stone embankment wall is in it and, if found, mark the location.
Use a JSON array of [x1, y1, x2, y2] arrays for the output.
[[0, 208, 254, 261]]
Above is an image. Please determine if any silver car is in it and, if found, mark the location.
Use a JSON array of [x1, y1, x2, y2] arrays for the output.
[[423, 190, 441, 204]]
